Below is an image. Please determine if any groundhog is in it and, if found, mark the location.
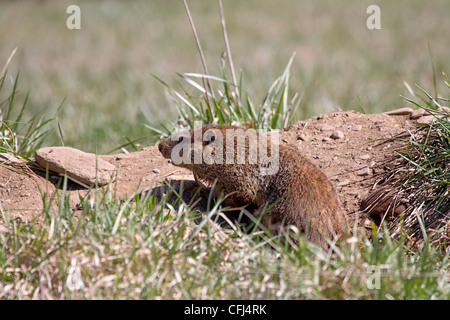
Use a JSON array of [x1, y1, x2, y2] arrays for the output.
[[158, 124, 347, 248]]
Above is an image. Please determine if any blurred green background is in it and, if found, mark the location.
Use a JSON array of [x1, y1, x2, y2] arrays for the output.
[[1, 0, 449, 153]]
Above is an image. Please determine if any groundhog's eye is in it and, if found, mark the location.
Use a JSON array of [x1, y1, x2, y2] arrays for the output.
[[178, 136, 184, 143], [204, 135, 215, 145]]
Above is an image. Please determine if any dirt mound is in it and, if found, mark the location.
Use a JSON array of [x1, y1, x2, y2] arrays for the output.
[[0, 110, 420, 231]]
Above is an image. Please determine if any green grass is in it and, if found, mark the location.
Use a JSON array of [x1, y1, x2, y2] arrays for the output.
[[0, 71, 57, 160], [1, 183, 449, 299]]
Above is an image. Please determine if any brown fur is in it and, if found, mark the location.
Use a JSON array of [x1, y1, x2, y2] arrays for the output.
[[158, 125, 347, 248]]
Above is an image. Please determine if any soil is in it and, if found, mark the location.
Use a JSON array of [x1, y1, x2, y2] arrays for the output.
[[0, 110, 420, 232]]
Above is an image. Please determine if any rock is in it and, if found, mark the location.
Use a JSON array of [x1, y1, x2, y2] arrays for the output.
[[115, 154, 128, 161], [356, 167, 372, 176], [410, 109, 426, 120], [0, 153, 24, 164], [297, 133, 307, 141], [413, 108, 450, 123], [320, 124, 334, 131], [359, 154, 371, 160], [384, 107, 414, 116], [152, 168, 161, 174], [352, 125, 362, 131], [415, 115, 435, 124], [438, 106, 450, 113], [330, 130, 344, 140], [143, 173, 157, 181], [336, 179, 350, 187], [35, 147, 116, 187]]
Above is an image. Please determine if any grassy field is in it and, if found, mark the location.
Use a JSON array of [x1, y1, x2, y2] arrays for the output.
[[1, 0, 450, 300], [1, 0, 449, 152]]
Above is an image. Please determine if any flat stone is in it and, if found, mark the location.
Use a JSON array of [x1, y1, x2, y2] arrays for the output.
[[35, 147, 116, 186], [410, 109, 426, 120], [0, 153, 25, 164], [359, 154, 371, 160], [356, 167, 372, 176], [384, 107, 414, 116], [320, 124, 334, 131], [336, 179, 350, 187], [415, 115, 435, 124], [143, 173, 157, 181], [438, 106, 450, 113], [352, 125, 362, 131]]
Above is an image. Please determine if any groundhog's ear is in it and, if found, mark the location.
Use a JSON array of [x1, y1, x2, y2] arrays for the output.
[[171, 132, 189, 144]]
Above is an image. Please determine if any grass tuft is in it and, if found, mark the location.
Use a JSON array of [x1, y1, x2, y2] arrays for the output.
[[0, 70, 57, 160], [149, 54, 300, 139], [391, 73, 450, 247]]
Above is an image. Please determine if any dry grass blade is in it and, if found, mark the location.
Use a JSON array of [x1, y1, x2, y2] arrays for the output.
[[182, 0, 215, 118], [218, 0, 240, 109], [0, 47, 17, 79]]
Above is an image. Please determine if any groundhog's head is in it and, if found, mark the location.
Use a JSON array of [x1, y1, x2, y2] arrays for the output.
[[158, 124, 279, 175], [158, 125, 233, 170]]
